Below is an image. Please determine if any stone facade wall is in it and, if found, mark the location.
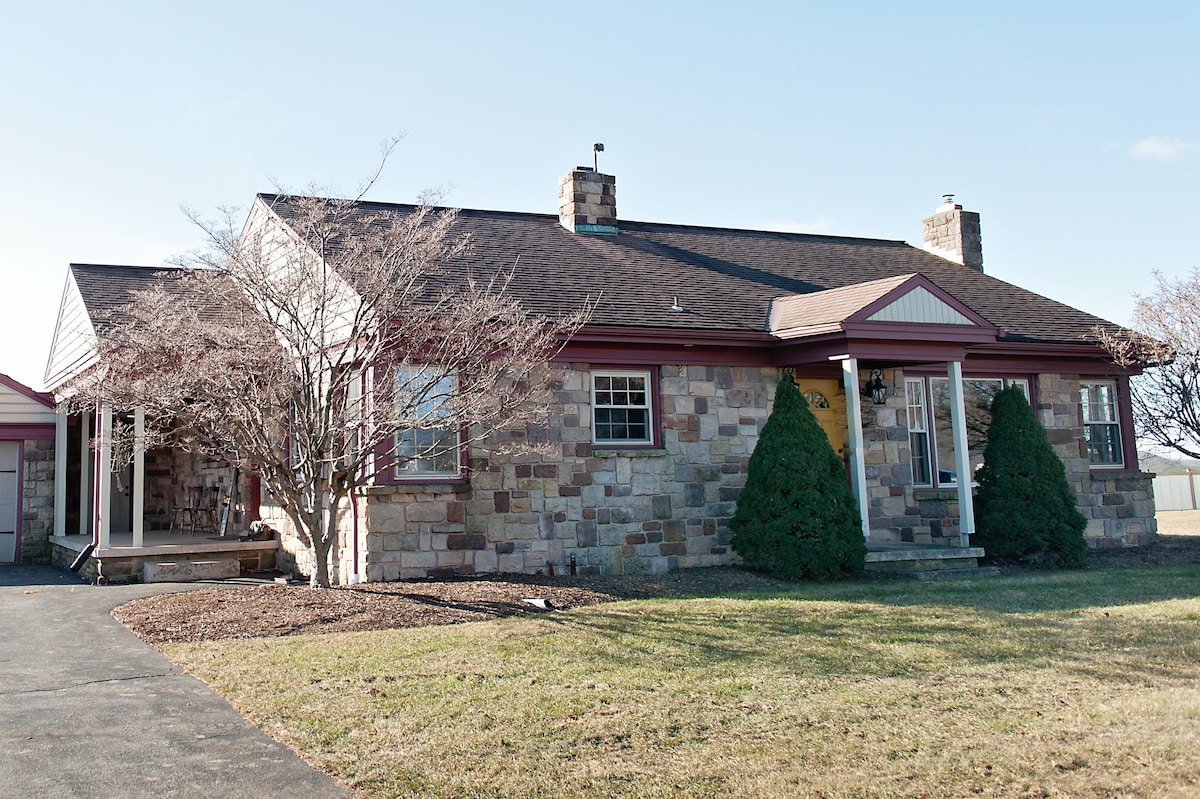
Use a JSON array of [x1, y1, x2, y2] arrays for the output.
[[275, 364, 778, 584], [152, 449, 255, 535], [265, 363, 1158, 584], [859, 369, 1156, 548], [20, 439, 56, 564], [1035, 374, 1156, 546]]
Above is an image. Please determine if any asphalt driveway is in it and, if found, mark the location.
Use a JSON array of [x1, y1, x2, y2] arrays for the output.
[[0, 565, 352, 799]]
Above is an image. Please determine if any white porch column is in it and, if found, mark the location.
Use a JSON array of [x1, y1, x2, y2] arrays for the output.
[[54, 406, 67, 537], [842, 358, 871, 539], [132, 407, 145, 547], [946, 361, 976, 547], [79, 409, 91, 537], [96, 402, 112, 548]]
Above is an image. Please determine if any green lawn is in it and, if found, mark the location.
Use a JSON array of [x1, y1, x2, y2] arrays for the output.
[[166, 567, 1200, 798]]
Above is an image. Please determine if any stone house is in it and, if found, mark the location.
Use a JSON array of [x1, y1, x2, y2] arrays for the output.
[[44, 167, 1154, 583]]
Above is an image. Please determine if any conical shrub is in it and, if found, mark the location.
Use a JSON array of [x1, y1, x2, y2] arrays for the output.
[[973, 386, 1088, 567], [730, 372, 866, 579]]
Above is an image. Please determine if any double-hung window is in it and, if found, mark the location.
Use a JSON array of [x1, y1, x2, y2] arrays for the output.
[[905, 378, 932, 485], [592, 370, 654, 446], [394, 367, 461, 478], [907, 375, 1030, 487], [1081, 381, 1123, 467]]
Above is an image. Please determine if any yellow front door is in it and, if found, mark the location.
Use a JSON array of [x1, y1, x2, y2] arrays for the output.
[[796, 378, 848, 455]]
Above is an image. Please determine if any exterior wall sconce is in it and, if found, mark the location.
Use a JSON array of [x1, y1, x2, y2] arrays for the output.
[[866, 369, 888, 405]]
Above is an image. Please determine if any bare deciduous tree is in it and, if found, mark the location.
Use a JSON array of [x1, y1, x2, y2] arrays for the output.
[[68, 155, 590, 587], [1096, 269, 1200, 460]]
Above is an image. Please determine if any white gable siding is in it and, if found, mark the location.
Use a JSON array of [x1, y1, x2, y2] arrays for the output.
[[867, 286, 972, 325], [44, 271, 98, 392], [245, 199, 367, 352], [0, 384, 55, 425]]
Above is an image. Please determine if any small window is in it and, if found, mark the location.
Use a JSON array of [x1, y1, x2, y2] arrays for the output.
[[906, 378, 932, 486], [1081, 381, 1123, 467], [394, 368, 461, 478], [803, 390, 830, 409], [592, 370, 653, 445]]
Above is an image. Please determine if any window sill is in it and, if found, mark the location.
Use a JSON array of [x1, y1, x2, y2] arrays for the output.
[[368, 477, 470, 493], [912, 488, 973, 500], [593, 448, 668, 458]]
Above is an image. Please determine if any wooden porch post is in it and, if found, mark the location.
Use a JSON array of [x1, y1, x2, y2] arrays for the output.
[[54, 406, 67, 538], [946, 361, 975, 547], [842, 358, 871, 539], [132, 407, 145, 547], [96, 402, 112, 548], [79, 409, 91, 537]]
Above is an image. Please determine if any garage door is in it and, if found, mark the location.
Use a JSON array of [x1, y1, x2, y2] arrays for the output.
[[0, 442, 17, 562]]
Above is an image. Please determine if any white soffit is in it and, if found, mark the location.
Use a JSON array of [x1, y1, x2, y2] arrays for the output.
[[866, 285, 971, 325]]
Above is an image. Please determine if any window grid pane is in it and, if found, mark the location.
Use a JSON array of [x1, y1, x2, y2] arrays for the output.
[[1081, 382, 1123, 466], [593, 372, 653, 444], [394, 367, 460, 477], [905, 378, 931, 486]]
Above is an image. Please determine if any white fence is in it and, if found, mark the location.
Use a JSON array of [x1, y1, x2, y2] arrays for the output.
[[1153, 471, 1200, 511]]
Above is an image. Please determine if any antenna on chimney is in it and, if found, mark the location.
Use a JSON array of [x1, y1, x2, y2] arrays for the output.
[[942, 193, 955, 206], [593, 142, 605, 172]]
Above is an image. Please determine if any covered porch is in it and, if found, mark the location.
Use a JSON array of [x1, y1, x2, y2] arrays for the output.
[[776, 274, 1003, 555], [50, 529, 278, 584], [50, 402, 270, 583]]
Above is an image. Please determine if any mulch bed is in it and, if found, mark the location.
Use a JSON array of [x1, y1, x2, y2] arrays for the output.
[[113, 535, 1200, 646]]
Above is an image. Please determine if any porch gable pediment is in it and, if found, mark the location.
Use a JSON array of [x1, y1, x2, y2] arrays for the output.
[[768, 273, 997, 345]]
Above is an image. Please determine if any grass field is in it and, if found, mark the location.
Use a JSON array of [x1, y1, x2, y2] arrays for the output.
[[1156, 509, 1200, 536], [166, 566, 1200, 798]]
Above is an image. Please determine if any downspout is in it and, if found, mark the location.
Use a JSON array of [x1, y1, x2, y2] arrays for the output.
[[348, 488, 361, 584]]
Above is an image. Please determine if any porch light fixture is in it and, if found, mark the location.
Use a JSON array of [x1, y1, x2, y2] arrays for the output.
[[866, 369, 888, 405]]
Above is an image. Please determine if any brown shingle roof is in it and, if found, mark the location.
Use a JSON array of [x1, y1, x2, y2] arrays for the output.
[[261, 194, 1112, 347], [70, 264, 231, 330], [70, 264, 188, 331]]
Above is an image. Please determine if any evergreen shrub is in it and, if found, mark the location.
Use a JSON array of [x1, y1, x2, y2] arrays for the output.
[[730, 372, 866, 580], [973, 386, 1088, 567]]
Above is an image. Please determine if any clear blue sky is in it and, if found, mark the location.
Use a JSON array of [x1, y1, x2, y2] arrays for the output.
[[1, 1, 1195, 390]]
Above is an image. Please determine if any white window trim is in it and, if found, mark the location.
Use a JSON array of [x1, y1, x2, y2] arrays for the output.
[[1081, 380, 1125, 469], [591, 369, 655, 446], [393, 367, 462, 480], [905, 377, 932, 487], [915, 375, 1032, 488]]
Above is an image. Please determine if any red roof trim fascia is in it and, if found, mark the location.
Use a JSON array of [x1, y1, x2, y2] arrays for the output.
[[0, 374, 55, 408]]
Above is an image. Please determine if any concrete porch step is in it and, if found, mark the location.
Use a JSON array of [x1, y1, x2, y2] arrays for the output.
[[863, 545, 999, 580], [144, 558, 240, 583], [871, 566, 1003, 581]]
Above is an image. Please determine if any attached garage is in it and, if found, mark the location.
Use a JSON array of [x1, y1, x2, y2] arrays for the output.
[[0, 374, 57, 564]]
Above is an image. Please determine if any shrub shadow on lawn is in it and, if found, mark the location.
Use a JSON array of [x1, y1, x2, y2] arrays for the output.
[[536, 589, 1200, 688]]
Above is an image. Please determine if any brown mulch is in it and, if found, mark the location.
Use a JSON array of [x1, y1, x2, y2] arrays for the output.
[[112, 568, 790, 645], [113, 535, 1200, 646]]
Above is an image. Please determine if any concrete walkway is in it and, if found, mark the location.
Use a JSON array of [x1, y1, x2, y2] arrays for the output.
[[0, 565, 353, 799]]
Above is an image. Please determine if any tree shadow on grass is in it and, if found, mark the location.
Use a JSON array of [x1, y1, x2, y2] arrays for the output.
[[533, 579, 1200, 689]]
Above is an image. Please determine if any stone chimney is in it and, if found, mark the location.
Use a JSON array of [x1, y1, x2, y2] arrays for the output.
[[922, 196, 983, 272], [558, 167, 617, 235]]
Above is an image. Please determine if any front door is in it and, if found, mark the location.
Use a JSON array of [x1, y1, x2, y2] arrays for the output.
[[796, 378, 849, 455], [0, 442, 18, 562]]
